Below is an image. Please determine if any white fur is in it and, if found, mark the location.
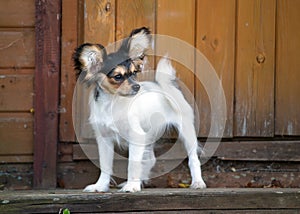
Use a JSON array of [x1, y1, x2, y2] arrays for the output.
[[129, 30, 151, 59], [83, 58, 206, 193]]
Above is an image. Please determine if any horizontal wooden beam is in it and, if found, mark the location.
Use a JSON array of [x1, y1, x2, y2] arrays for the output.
[[214, 141, 300, 161], [1, 189, 299, 213], [69, 141, 300, 162]]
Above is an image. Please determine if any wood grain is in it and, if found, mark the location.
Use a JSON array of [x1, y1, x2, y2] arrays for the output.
[[276, 0, 300, 136], [0, 29, 35, 68], [196, 0, 236, 137], [75, 0, 117, 141], [34, 0, 61, 188], [0, 73, 34, 111], [116, 0, 155, 40], [156, 0, 196, 96], [214, 141, 300, 161], [0, 0, 35, 165], [0, 0, 35, 27], [234, 0, 276, 137], [1, 189, 299, 213], [0, 113, 33, 155], [59, 0, 79, 142], [71, 140, 300, 162], [83, 0, 115, 44]]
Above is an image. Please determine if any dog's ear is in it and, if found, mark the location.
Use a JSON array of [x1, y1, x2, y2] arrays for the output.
[[127, 27, 151, 59], [73, 43, 107, 83]]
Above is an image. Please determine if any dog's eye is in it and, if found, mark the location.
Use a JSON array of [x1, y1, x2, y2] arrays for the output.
[[114, 74, 124, 81]]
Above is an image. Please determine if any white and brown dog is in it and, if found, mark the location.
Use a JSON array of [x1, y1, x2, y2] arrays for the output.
[[73, 27, 206, 192]]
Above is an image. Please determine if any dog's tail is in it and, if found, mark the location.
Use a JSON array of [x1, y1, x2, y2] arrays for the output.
[[155, 56, 194, 120], [155, 56, 201, 155]]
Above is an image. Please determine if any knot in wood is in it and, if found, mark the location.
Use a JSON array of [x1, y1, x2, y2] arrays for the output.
[[256, 53, 265, 64], [105, 2, 111, 12]]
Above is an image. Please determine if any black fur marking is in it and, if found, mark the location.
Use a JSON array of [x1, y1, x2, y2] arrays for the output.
[[72, 43, 106, 80], [129, 27, 151, 37], [94, 85, 101, 101], [73, 27, 151, 87]]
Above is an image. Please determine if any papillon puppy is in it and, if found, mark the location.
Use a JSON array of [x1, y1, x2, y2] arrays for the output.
[[73, 27, 206, 192]]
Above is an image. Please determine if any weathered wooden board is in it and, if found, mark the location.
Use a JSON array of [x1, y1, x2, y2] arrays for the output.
[[0, 29, 35, 68], [71, 140, 300, 162], [234, 0, 276, 137], [83, 0, 115, 44], [0, 113, 33, 155], [116, 0, 155, 40], [276, 0, 300, 136], [196, 0, 236, 137], [214, 141, 300, 161], [0, 0, 35, 27], [59, 0, 79, 142], [34, 0, 61, 188], [0, 189, 299, 213], [0, 155, 33, 163], [156, 0, 196, 96], [0, 73, 34, 111]]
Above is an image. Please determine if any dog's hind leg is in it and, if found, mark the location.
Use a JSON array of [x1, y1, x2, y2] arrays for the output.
[[178, 119, 206, 189], [83, 137, 114, 192]]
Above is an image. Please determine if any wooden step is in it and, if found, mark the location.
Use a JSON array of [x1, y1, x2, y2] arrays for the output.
[[1, 188, 300, 213]]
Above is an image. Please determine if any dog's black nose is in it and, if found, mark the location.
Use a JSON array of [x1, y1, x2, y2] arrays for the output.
[[132, 84, 140, 92]]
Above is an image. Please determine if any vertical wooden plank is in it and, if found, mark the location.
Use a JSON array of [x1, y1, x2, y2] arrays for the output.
[[59, 0, 78, 142], [75, 0, 116, 140], [83, 0, 115, 44], [156, 0, 195, 96], [34, 0, 61, 188], [276, 0, 300, 136], [196, 0, 236, 137], [116, 0, 155, 39], [116, 0, 156, 80], [234, 0, 276, 137]]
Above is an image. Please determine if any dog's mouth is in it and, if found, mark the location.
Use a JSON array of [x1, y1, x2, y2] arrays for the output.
[[119, 88, 140, 97]]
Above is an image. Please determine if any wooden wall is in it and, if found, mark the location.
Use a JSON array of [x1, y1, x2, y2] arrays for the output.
[[61, 0, 300, 142], [55, 0, 300, 190], [0, 0, 35, 163], [1, 0, 300, 189]]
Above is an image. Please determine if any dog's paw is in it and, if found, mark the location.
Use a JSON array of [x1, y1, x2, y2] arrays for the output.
[[119, 181, 141, 193], [190, 180, 207, 189], [83, 184, 109, 193]]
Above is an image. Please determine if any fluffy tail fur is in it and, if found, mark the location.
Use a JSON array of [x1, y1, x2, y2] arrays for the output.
[[155, 57, 194, 120]]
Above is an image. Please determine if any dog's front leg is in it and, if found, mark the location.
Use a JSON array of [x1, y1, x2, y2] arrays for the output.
[[83, 137, 114, 192], [120, 143, 145, 192]]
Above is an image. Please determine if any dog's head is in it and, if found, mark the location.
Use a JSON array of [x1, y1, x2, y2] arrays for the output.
[[73, 27, 151, 96]]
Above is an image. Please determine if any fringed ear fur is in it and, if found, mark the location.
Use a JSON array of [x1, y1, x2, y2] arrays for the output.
[[128, 27, 151, 59], [73, 43, 107, 84], [73, 27, 151, 85]]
